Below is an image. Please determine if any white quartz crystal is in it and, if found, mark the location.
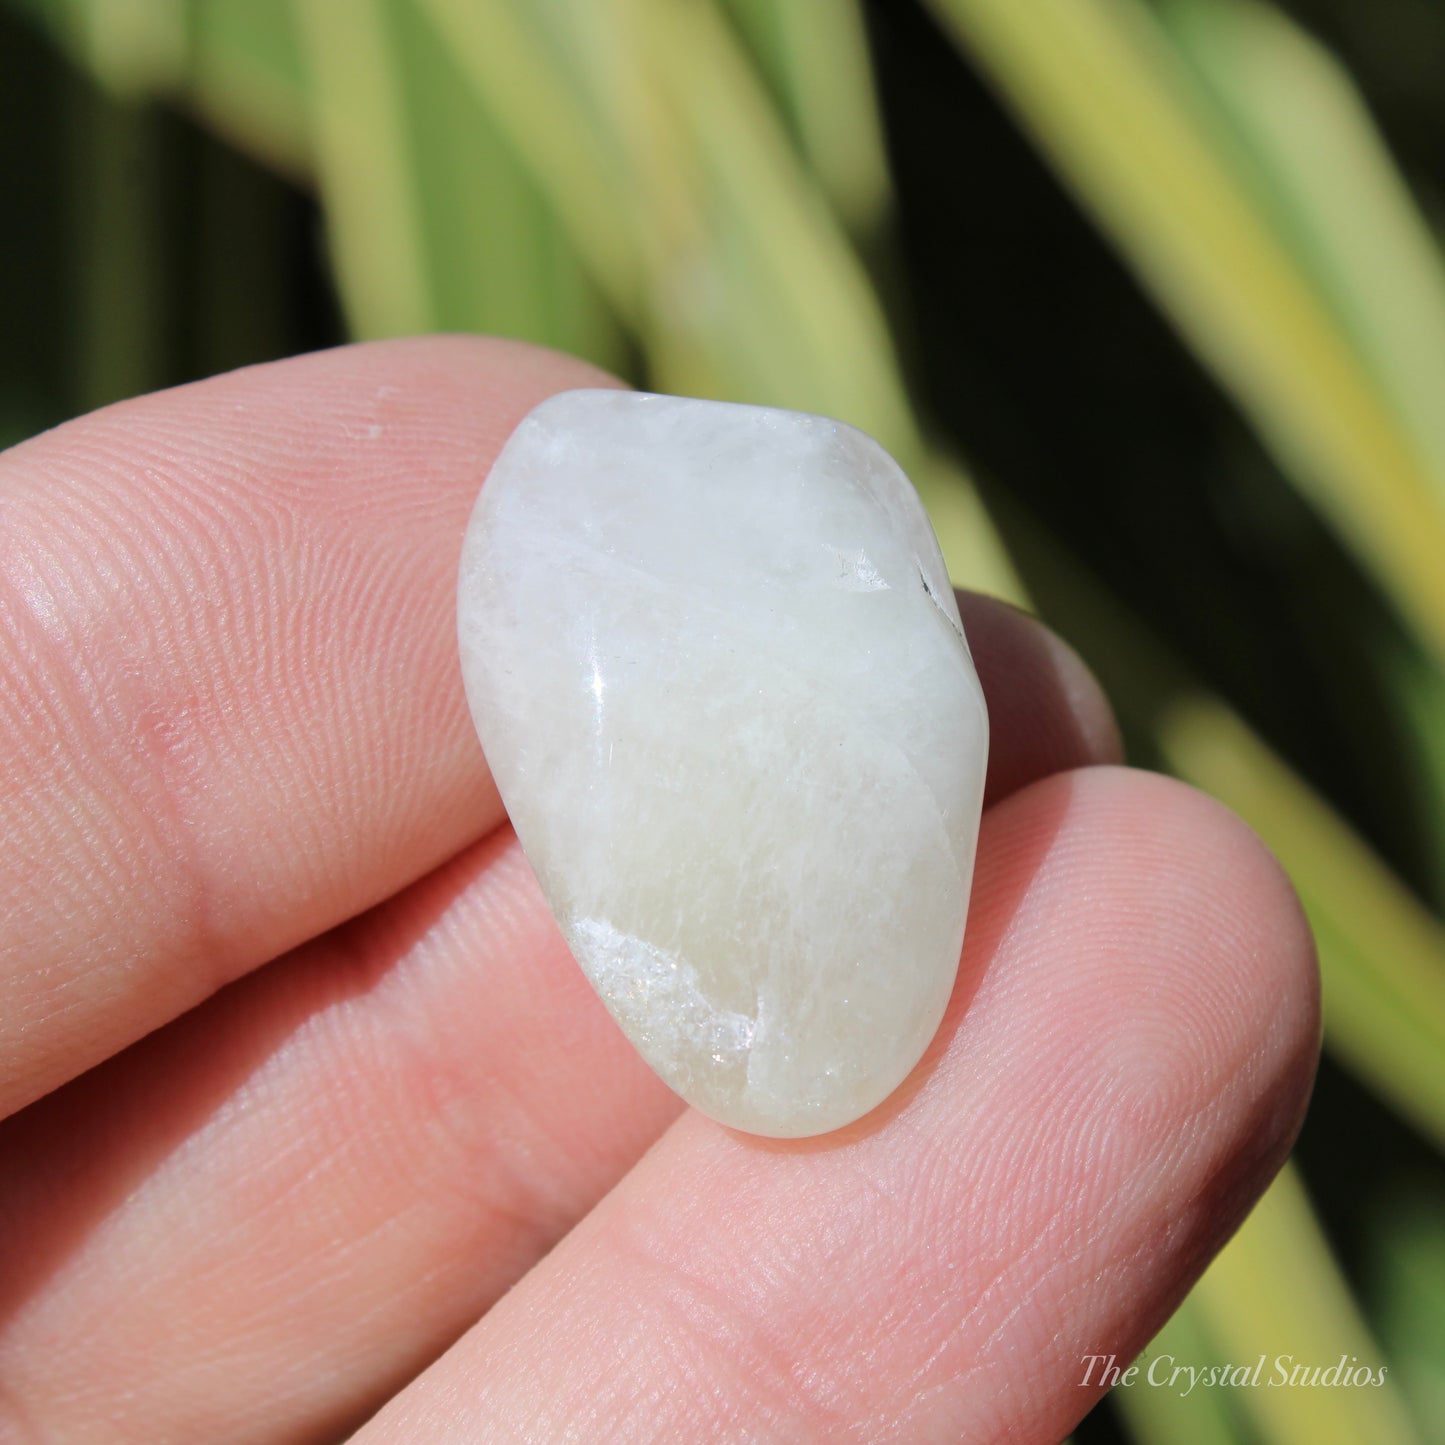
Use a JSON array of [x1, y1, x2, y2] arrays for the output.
[[458, 391, 988, 1136]]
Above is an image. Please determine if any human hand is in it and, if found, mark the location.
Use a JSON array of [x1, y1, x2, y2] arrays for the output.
[[0, 338, 1319, 1443]]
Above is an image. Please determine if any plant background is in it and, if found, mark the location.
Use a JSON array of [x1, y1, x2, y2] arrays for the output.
[[3, 1, 1444, 1440]]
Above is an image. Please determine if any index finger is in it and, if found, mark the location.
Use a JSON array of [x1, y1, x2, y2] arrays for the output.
[[0, 337, 616, 1115]]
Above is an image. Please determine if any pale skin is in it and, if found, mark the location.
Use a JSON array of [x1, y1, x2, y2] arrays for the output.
[[0, 337, 1320, 1443]]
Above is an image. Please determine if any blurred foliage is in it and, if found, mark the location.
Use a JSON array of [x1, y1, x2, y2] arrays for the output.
[[3, 0, 1444, 1439]]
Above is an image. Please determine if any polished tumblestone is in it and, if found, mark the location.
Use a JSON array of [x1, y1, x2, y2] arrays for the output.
[[458, 391, 988, 1136]]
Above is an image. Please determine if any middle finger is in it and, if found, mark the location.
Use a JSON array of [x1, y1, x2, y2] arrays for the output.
[[0, 595, 1117, 1444]]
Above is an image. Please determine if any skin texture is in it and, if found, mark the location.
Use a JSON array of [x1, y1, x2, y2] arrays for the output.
[[0, 338, 1319, 1444]]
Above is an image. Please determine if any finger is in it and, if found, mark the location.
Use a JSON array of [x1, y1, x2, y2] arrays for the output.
[[0, 830, 682, 1444], [956, 591, 1122, 808], [0, 635, 1120, 1443], [0, 337, 617, 1116], [353, 767, 1319, 1444]]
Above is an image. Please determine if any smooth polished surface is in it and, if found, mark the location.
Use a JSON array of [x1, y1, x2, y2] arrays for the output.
[[458, 391, 988, 1135]]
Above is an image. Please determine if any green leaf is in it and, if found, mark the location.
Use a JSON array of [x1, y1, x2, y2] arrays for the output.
[[1115, 1297, 1247, 1445], [65, 81, 170, 412], [187, 0, 310, 180], [25, 0, 187, 97], [1368, 1184, 1445, 1440], [925, 0, 1445, 669], [1389, 641, 1445, 910], [413, 0, 1023, 599], [1160, 0, 1445, 503], [720, 0, 890, 238], [290, 0, 434, 337], [1162, 696, 1445, 1153], [385, 1, 625, 369], [412, 0, 644, 322], [1190, 1163, 1422, 1445]]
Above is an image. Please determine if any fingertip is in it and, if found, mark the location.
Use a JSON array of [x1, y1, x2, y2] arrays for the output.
[[956, 592, 1125, 808], [0, 336, 626, 1115], [1118, 768, 1321, 1168], [961, 764, 1320, 1220]]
